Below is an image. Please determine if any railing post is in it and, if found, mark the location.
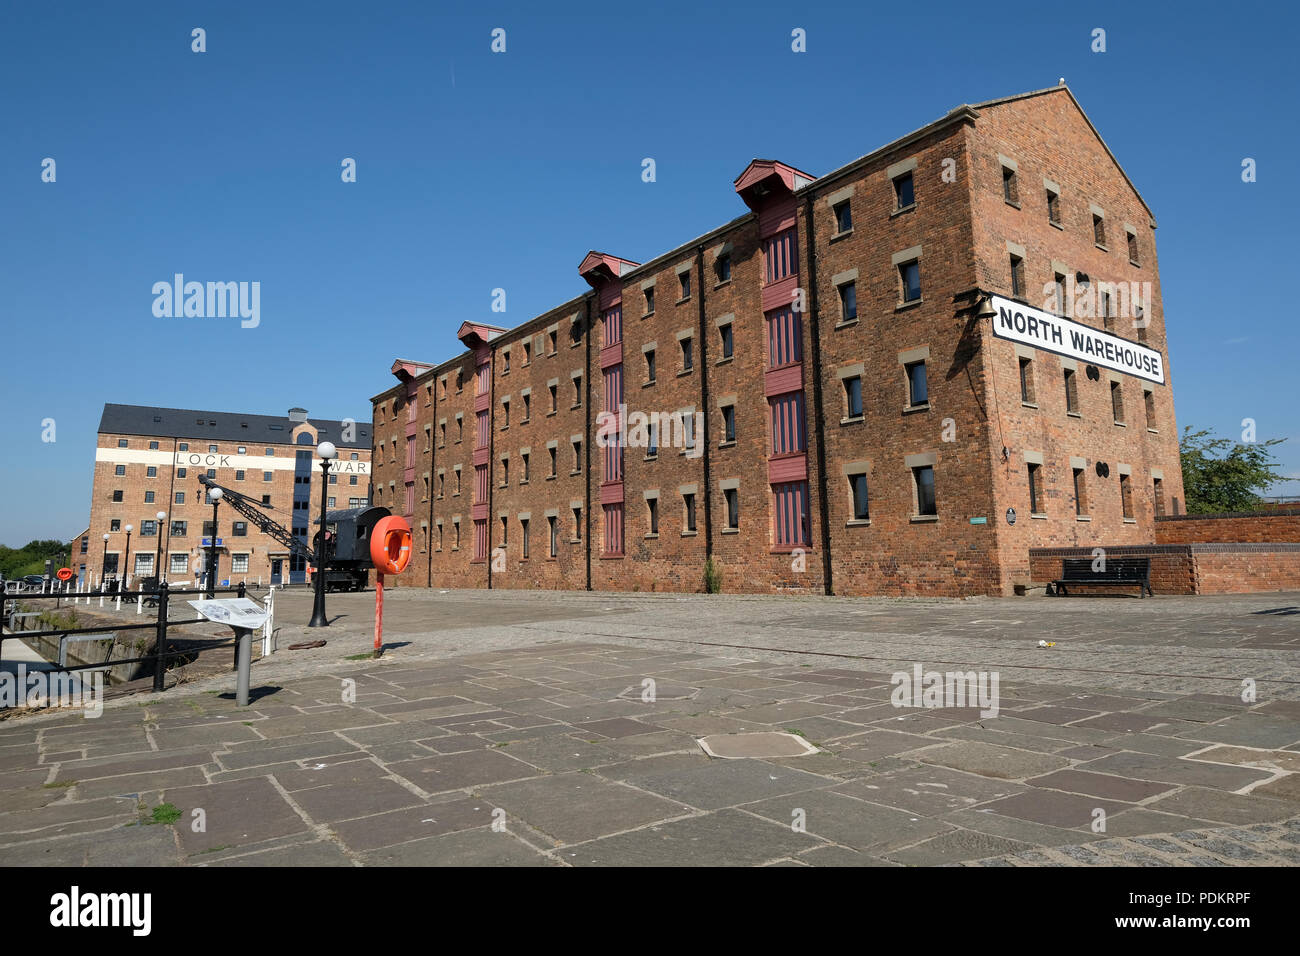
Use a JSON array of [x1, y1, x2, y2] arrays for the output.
[[152, 582, 169, 693], [237, 581, 246, 599]]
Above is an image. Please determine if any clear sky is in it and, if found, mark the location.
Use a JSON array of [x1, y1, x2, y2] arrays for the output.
[[2, 0, 1296, 545]]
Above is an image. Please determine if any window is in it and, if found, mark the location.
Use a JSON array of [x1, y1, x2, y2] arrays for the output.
[[839, 281, 857, 321], [833, 200, 852, 234], [1019, 357, 1036, 404], [203, 520, 216, 537], [766, 306, 802, 369], [456, 417, 463, 442], [110, 519, 120, 532], [233, 521, 247, 537], [1002, 165, 1018, 204], [719, 322, 733, 359], [678, 271, 691, 300], [111, 489, 124, 502], [1144, 389, 1156, 430], [141, 520, 157, 537], [148, 441, 159, 450], [548, 329, 557, 354], [1010, 255, 1024, 298], [1121, 473, 1134, 519], [572, 440, 582, 473], [1153, 477, 1165, 516], [913, 466, 937, 517], [114, 465, 125, 476], [501, 399, 509, 428], [80, 536, 88, 554], [1135, 301, 1148, 343], [548, 516, 557, 557], [265, 447, 273, 455], [681, 412, 697, 454], [175, 491, 185, 504], [894, 171, 915, 210], [235, 469, 245, 481], [680, 337, 693, 373], [262, 495, 271, 505], [548, 446, 557, 478], [572, 376, 582, 407], [770, 392, 806, 455], [178, 442, 188, 451], [844, 376, 863, 418], [723, 487, 740, 530], [773, 481, 811, 547], [905, 361, 928, 407], [170, 521, 187, 537], [573, 506, 582, 541], [1111, 381, 1125, 424], [453, 519, 461, 550], [1101, 290, 1114, 331], [644, 287, 655, 315], [117, 439, 128, 448], [1127, 230, 1140, 265], [135, 553, 154, 576], [177, 468, 187, 478], [548, 384, 557, 413], [521, 519, 529, 558], [206, 469, 216, 479], [1064, 368, 1079, 414], [521, 394, 530, 421], [209, 444, 218, 453], [439, 421, 446, 446], [715, 254, 731, 283], [500, 457, 509, 487], [503, 351, 511, 373], [328, 497, 336, 508], [521, 452, 529, 482], [763, 228, 796, 284], [1028, 463, 1044, 515], [722, 404, 736, 443], [1046, 187, 1061, 225], [1053, 273, 1066, 314], [145, 490, 155, 503], [1093, 213, 1106, 247], [850, 472, 870, 521], [646, 349, 656, 384], [170, 553, 188, 574], [501, 515, 508, 547], [1073, 467, 1088, 516], [899, 259, 921, 302], [647, 422, 659, 458], [232, 553, 249, 574], [683, 492, 697, 532]]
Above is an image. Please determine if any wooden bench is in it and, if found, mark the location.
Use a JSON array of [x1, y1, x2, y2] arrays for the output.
[[1052, 557, 1153, 598]]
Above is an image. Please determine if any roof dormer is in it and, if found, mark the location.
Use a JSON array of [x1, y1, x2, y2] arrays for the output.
[[578, 251, 640, 289], [733, 159, 817, 211]]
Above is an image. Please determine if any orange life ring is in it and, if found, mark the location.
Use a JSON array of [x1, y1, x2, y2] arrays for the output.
[[369, 515, 413, 574]]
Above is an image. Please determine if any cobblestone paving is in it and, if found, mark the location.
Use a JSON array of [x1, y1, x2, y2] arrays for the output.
[[0, 589, 1296, 866]]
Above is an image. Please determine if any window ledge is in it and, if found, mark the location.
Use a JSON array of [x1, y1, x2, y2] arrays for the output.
[[903, 403, 931, 414], [571, 403, 582, 411], [1129, 260, 1141, 268], [719, 440, 736, 449], [1147, 427, 1159, 434], [1123, 518, 1137, 524], [546, 410, 557, 418], [1114, 420, 1127, 427], [716, 356, 733, 366], [644, 533, 659, 540], [841, 415, 864, 426], [830, 228, 853, 242], [1095, 243, 1108, 252], [1030, 512, 1048, 519], [1021, 401, 1039, 409], [1049, 220, 1064, 231], [895, 298, 923, 312], [643, 380, 657, 389], [1076, 515, 1092, 522], [681, 530, 698, 537], [500, 425, 508, 431], [545, 475, 556, 482], [569, 470, 581, 477], [713, 279, 732, 290], [909, 514, 939, 523], [721, 528, 739, 535], [1067, 411, 1082, 419], [518, 480, 529, 486], [677, 369, 694, 378], [834, 319, 859, 330], [644, 310, 655, 318], [1005, 200, 1021, 210], [890, 203, 917, 218], [676, 296, 691, 306], [644, 454, 658, 462], [845, 519, 871, 527]]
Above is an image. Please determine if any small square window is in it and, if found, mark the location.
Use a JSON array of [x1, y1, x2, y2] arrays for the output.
[[114, 464, 125, 476], [179, 442, 188, 451], [899, 260, 921, 302], [111, 489, 124, 502], [117, 439, 128, 448], [839, 281, 857, 321], [177, 467, 187, 478], [894, 172, 915, 210], [110, 519, 121, 531], [144, 491, 155, 503], [844, 376, 863, 418], [148, 441, 159, 450], [833, 200, 852, 234]]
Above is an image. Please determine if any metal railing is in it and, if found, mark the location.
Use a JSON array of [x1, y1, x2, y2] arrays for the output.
[[0, 582, 254, 696]]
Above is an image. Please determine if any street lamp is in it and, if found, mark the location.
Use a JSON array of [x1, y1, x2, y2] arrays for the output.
[[206, 488, 223, 598], [155, 511, 167, 586], [123, 525, 133, 589], [100, 533, 109, 589], [308, 441, 337, 627]]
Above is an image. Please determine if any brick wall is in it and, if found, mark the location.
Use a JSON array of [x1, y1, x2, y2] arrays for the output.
[[1155, 509, 1300, 544], [1030, 543, 1300, 595]]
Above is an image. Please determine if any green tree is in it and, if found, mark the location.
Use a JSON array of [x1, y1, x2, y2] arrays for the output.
[[1179, 426, 1285, 514], [0, 539, 74, 579]]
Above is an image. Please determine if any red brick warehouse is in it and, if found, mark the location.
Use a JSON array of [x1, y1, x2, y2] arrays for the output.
[[371, 84, 1183, 597]]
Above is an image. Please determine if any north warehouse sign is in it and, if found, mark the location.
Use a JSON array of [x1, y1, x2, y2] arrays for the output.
[[989, 295, 1165, 385]]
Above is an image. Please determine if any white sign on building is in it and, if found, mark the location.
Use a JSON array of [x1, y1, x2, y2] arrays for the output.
[[990, 295, 1165, 385]]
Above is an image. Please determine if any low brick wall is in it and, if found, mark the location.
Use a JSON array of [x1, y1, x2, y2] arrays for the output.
[[1030, 543, 1300, 595], [1155, 508, 1300, 545]]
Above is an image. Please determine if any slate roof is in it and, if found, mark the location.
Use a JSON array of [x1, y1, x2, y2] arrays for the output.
[[97, 404, 372, 449]]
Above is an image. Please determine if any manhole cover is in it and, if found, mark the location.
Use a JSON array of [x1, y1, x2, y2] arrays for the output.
[[698, 732, 819, 760]]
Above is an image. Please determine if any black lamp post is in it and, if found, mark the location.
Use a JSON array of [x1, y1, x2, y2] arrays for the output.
[[308, 440, 338, 627], [123, 525, 133, 589], [100, 533, 109, 588], [154, 511, 167, 586], [206, 488, 222, 599]]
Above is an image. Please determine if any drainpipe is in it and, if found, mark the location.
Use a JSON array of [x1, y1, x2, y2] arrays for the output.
[[696, 246, 713, 557], [486, 347, 496, 590], [427, 373, 437, 589], [584, 295, 593, 590], [804, 195, 834, 596]]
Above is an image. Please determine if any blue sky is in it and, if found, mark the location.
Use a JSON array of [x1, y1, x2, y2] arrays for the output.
[[1, 0, 1296, 545]]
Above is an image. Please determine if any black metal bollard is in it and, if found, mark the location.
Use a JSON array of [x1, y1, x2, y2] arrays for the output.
[[152, 582, 169, 693]]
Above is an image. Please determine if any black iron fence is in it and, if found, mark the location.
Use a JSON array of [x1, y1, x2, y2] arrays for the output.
[[0, 582, 256, 695]]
